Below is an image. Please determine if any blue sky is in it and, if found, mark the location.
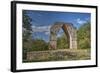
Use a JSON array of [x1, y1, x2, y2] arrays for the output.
[[24, 10, 91, 42]]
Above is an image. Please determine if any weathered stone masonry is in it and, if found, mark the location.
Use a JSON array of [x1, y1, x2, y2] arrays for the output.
[[49, 22, 77, 49]]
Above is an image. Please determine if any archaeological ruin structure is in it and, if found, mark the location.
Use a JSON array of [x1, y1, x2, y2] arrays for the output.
[[49, 22, 77, 49]]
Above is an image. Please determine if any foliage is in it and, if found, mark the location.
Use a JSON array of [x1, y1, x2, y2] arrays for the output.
[[23, 10, 32, 42], [22, 10, 32, 59], [22, 11, 49, 59], [56, 21, 91, 49], [57, 33, 69, 49], [77, 22, 91, 49], [30, 39, 49, 51]]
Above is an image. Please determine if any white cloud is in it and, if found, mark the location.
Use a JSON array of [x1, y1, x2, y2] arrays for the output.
[[32, 25, 51, 34], [32, 25, 36, 28], [76, 18, 86, 24], [44, 32, 50, 35]]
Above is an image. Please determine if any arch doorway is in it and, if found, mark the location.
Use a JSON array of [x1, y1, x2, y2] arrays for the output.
[[49, 22, 77, 49]]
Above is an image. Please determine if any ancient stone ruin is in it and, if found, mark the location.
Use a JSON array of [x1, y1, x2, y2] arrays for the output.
[[49, 22, 77, 49], [25, 22, 89, 62]]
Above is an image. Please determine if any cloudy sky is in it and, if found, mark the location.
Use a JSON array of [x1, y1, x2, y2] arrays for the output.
[[23, 10, 91, 42]]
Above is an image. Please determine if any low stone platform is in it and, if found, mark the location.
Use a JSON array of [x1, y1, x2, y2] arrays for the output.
[[25, 49, 90, 62]]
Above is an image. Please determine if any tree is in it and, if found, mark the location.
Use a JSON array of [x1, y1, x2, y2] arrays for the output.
[[23, 10, 32, 42], [31, 39, 49, 51], [22, 10, 33, 59], [57, 33, 69, 49], [77, 22, 91, 49]]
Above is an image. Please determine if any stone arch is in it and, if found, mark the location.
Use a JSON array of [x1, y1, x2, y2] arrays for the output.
[[49, 22, 77, 49]]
